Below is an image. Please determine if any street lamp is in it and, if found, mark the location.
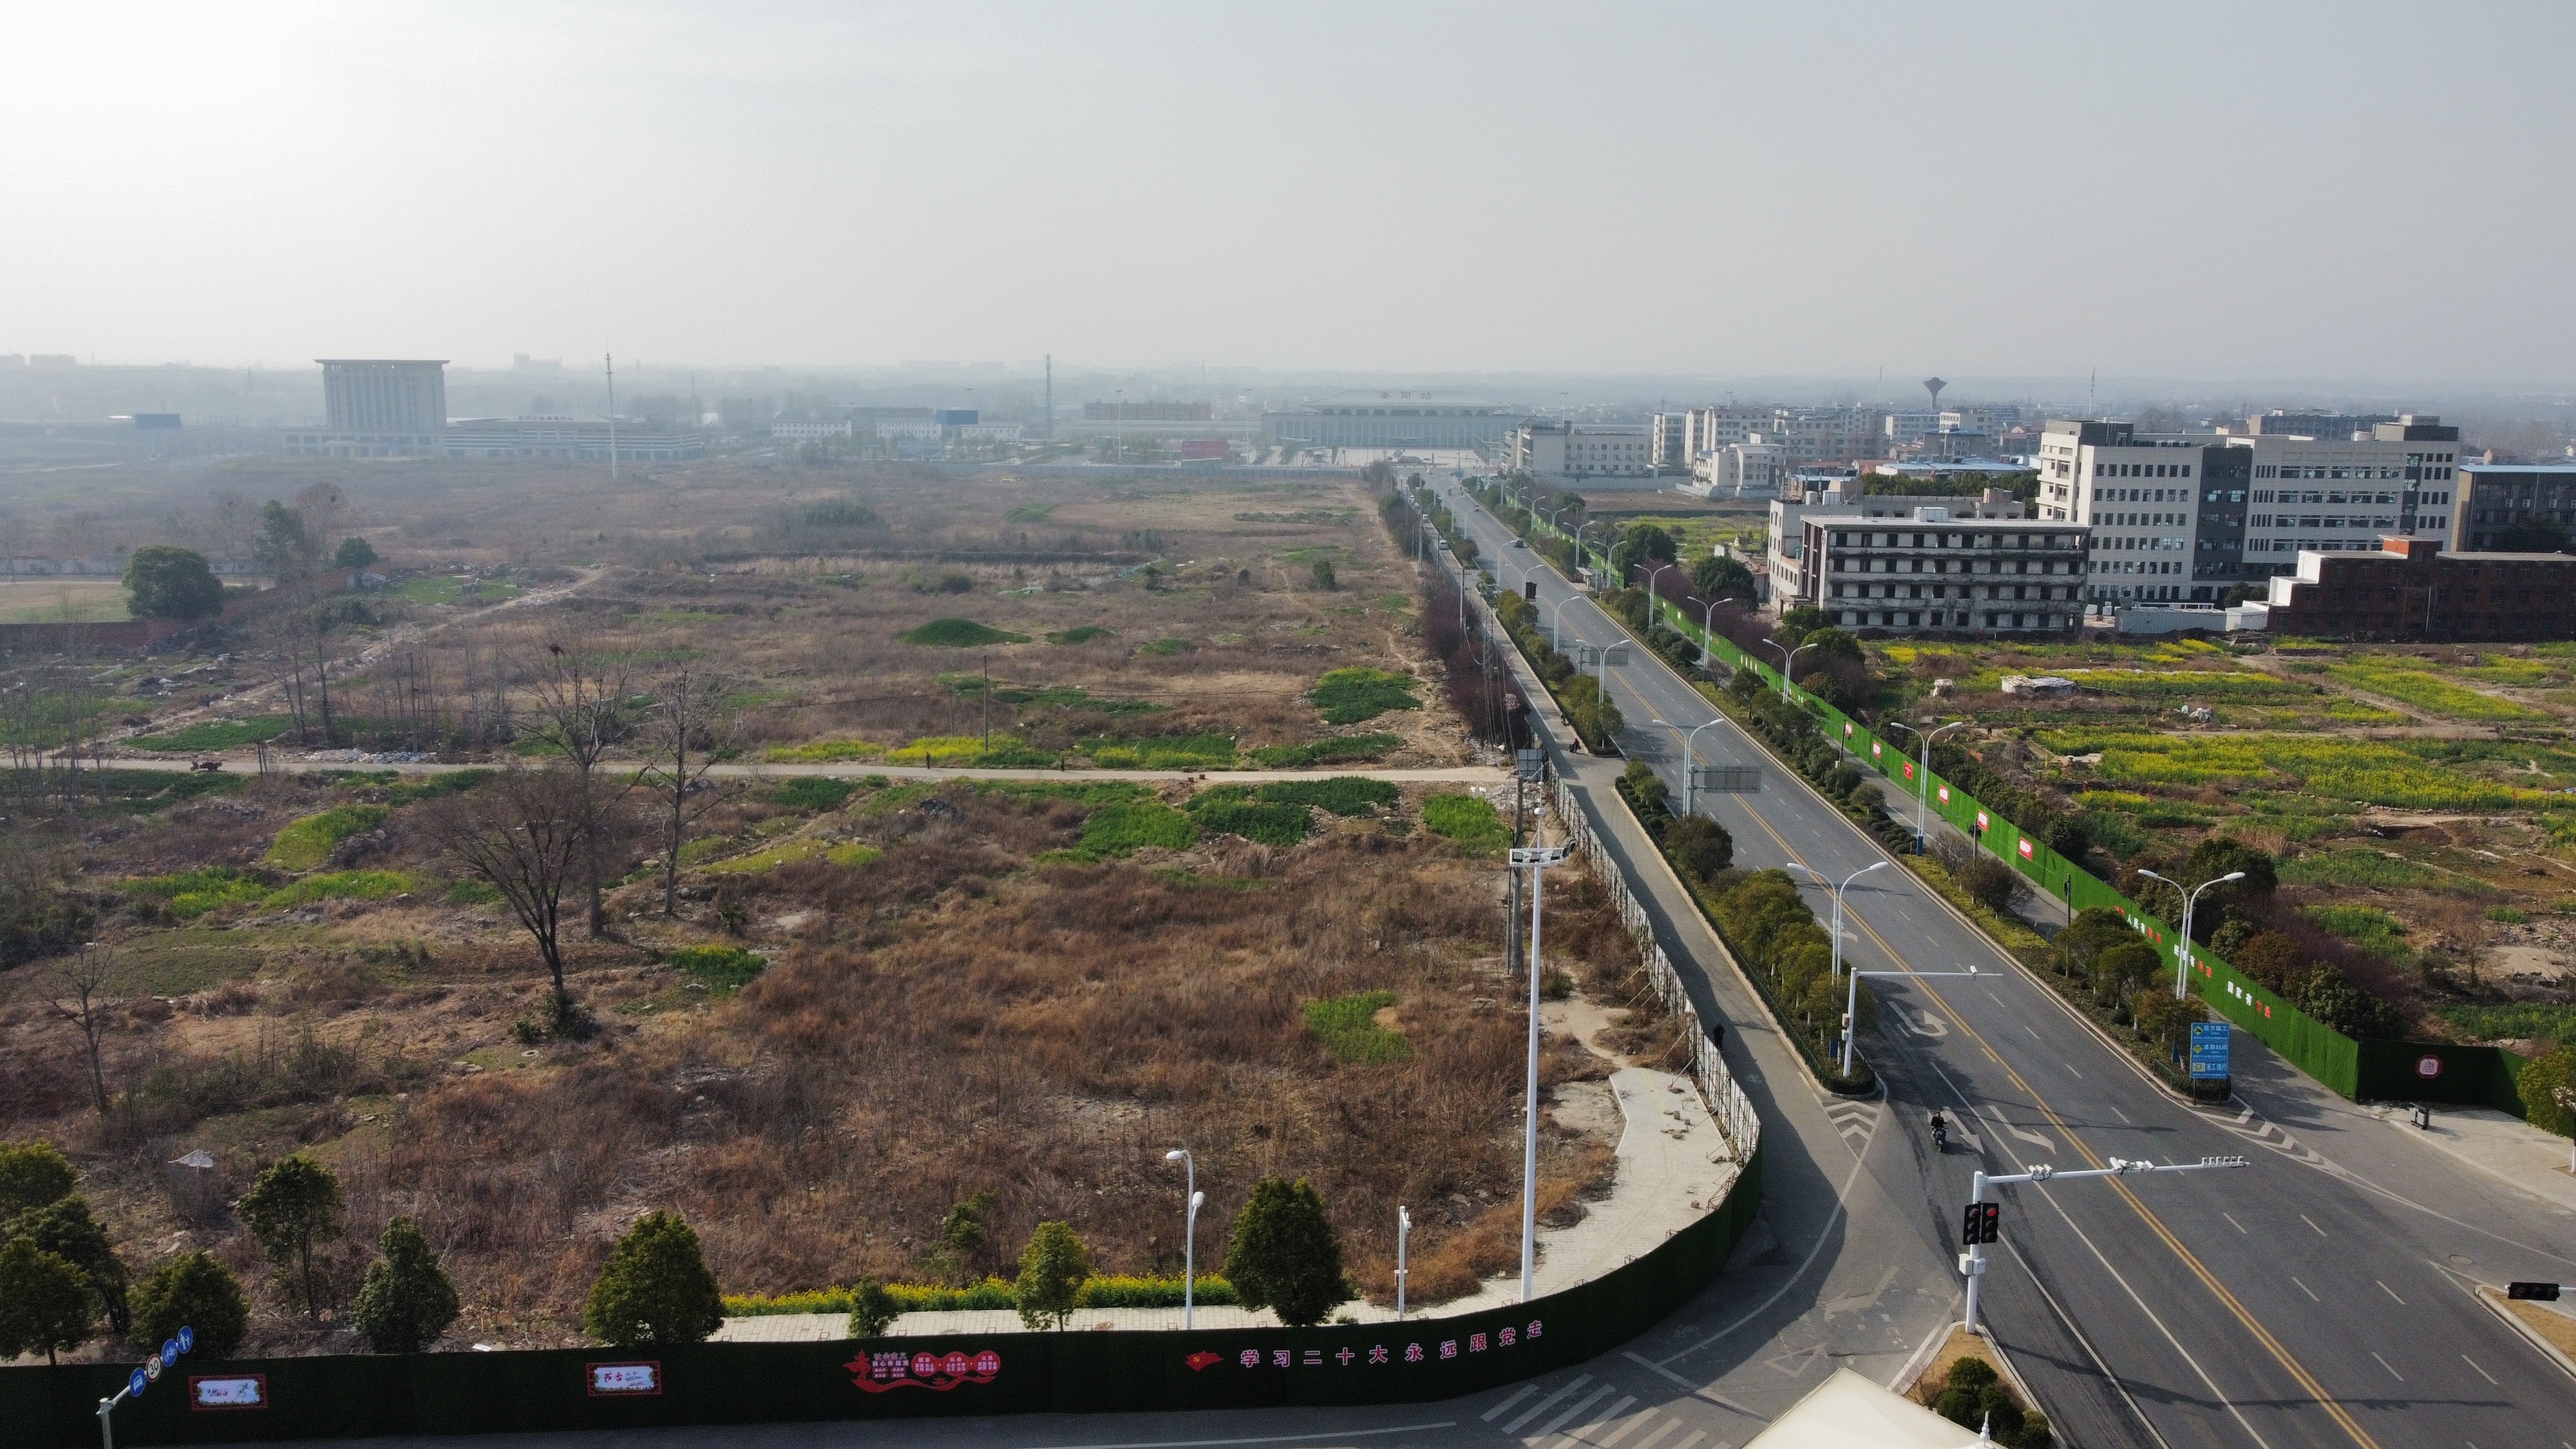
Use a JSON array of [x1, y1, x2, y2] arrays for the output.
[[1510, 842, 1572, 1303], [1576, 521, 1611, 574], [1689, 596, 1739, 673], [1396, 1206, 1412, 1322], [1841, 965, 1978, 1076], [1651, 716, 1726, 817], [1162, 1149, 1203, 1329], [1882, 718, 1970, 855], [2137, 869, 2246, 999], [1790, 860, 1890, 981], [1549, 595, 1582, 654], [1759, 637, 1819, 697]]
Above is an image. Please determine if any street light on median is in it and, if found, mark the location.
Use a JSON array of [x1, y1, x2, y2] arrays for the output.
[[1842, 965, 1978, 1077], [1882, 718, 1970, 855], [1651, 716, 1726, 818], [2137, 868, 2246, 999], [1790, 860, 1889, 983]]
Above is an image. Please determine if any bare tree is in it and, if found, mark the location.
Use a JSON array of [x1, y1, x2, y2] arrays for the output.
[[422, 765, 591, 1015], [46, 945, 124, 1115], [636, 663, 738, 916], [526, 639, 633, 937]]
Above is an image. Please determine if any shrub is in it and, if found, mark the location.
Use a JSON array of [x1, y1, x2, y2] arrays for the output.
[[1138, 637, 1195, 657], [668, 946, 767, 994], [129, 1251, 248, 1359], [1307, 668, 1421, 726], [1955, 853, 2031, 916], [1223, 1177, 1348, 1328], [2304, 904, 2409, 961], [1188, 798, 1312, 846], [237, 1154, 344, 1317], [1303, 990, 1410, 1063], [124, 545, 227, 621], [263, 870, 414, 909], [585, 1211, 724, 1346], [1014, 1222, 1090, 1331], [1046, 625, 1112, 645], [1621, 760, 1670, 816], [2486, 905, 2530, 925], [847, 1278, 902, 1338], [762, 738, 886, 763], [121, 866, 270, 919], [2436, 1002, 2576, 1047], [352, 1217, 460, 1354], [2515, 1047, 2576, 1137], [768, 777, 858, 810], [1423, 793, 1508, 853], [1255, 777, 1398, 815], [2294, 967, 2405, 1039], [0, 1238, 94, 1365], [899, 618, 1028, 647], [1061, 801, 1198, 861], [1246, 734, 1400, 768], [12, 1195, 132, 1336], [267, 805, 388, 871], [2229, 931, 2309, 994], [1931, 1355, 2047, 1447], [0, 1138, 76, 1221], [1665, 815, 1734, 882]]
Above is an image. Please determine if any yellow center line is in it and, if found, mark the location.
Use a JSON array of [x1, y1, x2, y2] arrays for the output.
[[1721, 802, 2380, 1449]]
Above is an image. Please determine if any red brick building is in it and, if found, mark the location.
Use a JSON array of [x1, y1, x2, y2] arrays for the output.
[[2262, 536, 2576, 641]]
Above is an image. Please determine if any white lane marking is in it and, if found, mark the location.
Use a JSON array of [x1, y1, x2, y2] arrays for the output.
[[2371, 1351, 2404, 1381], [2222, 1212, 2248, 1234], [2063, 1061, 2083, 1079], [1591, 1405, 1661, 1448], [1485, 1386, 1541, 1423], [1504, 1378, 1593, 1435], [1654, 1130, 1880, 1365], [2300, 1213, 2329, 1235], [2376, 1280, 2405, 1305], [1978, 1103, 2058, 1154], [1030, 1425, 1460, 1449], [2291, 1276, 2320, 1302], [1533, 1387, 1617, 1441], [2462, 1353, 2499, 1385], [1625, 1424, 1684, 1449], [1997, 1233, 2179, 1449], [1665, 1432, 1708, 1449], [2109, 1103, 2132, 1124], [1553, 1394, 1636, 1446]]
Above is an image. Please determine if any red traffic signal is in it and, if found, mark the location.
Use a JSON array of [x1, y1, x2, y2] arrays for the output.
[[1960, 1202, 2000, 1247], [2508, 1281, 2562, 1301]]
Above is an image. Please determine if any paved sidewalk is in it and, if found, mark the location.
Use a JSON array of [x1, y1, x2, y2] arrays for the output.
[[712, 1065, 1738, 1341], [2369, 1101, 2576, 1213]]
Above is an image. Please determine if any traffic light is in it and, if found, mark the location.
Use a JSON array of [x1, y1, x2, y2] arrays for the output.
[[1960, 1202, 2000, 1247], [2508, 1282, 2562, 1301], [1524, 581, 1537, 602]]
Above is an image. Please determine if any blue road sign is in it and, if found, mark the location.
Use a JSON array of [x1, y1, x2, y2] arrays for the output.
[[177, 1325, 193, 1354], [2190, 1021, 2231, 1079], [129, 1368, 148, 1398]]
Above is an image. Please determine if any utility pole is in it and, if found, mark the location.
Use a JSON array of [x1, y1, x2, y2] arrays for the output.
[[1045, 353, 1054, 442], [1961, 1156, 2248, 1333], [605, 351, 619, 481]]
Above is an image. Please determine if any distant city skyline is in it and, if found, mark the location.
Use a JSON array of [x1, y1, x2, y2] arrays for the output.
[[4, 2, 2572, 383]]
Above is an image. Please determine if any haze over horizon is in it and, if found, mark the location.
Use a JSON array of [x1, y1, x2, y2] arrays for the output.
[[6, 1, 2571, 386]]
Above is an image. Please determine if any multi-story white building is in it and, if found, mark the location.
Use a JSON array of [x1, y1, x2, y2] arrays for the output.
[[1765, 482, 2024, 610], [280, 359, 450, 457], [2038, 415, 2461, 605], [1508, 421, 1656, 480], [441, 416, 706, 462], [773, 419, 854, 441], [1795, 507, 2088, 634], [1686, 437, 1790, 500]]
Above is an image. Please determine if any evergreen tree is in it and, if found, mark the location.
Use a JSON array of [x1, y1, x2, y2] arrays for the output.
[[236, 1155, 343, 1318], [129, 1251, 249, 1360], [1222, 1177, 1348, 1327], [0, 1138, 76, 1222], [122, 545, 228, 621], [352, 1217, 460, 1354], [0, 1237, 93, 1365], [333, 536, 379, 569], [846, 1278, 902, 1338], [583, 1211, 723, 1346], [1013, 1221, 1090, 1331], [10, 1195, 129, 1336]]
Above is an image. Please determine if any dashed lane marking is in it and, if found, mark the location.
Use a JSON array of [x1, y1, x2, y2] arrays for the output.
[[1500, 1377, 1593, 1435]]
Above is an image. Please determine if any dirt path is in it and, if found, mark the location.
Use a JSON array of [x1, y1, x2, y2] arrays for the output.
[[72, 753, 1515, 786]]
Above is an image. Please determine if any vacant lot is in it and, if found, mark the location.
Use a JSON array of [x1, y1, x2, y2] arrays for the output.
[[0, 576, 131, 623]]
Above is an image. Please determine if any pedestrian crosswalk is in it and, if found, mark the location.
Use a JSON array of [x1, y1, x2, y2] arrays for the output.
[[2199, 1102, 2328, 1167], [1480, 1376, 1718, 1449]]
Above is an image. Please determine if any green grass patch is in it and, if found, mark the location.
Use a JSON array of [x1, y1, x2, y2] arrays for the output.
[[936, 674, 1163, 714], [263, 870, 414, 909], [1137, 637, 1195, 658], [2041, 729, 2566, 810], [2486, 905, 2530, 924], [2304, 904, 2409, 960], [446, 878, 504, 905], [1182, 791, 1312, 846], [1005, 502, 1057, 523], [900, 618, 1029, 647], [2327, 665, 2550, 722], [887, 734, 1060, 768], [1049, 800, 1199, 862], [2436, 1001, 2576, 1045], [668, 945, 766, 994], [120, 867, 272, 920], [1254, 776, 1399, 816], [128, 716, 294, 752], [1308, 667, 1422, 725], [702, 834, 882, 874], [387, 769, 493, 805], [764, 737, 886, 762], [1246, 734, 1400, 768], [2279, 849, 2445, 889], [1303, 990, 1410, 1064], [767, 777, 858, 810], [1046, 625, 1113, 645], [1079, 733, 1238, 769], [267, 804, 390, 871], [1423, 793, 1508, 853]]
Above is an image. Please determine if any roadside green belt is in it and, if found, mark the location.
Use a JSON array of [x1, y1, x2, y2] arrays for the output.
[[1443, 480, 2537, 1117]]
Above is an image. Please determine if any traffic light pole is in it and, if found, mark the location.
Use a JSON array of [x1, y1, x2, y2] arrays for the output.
[[1962, 1156, 2249, 1335]]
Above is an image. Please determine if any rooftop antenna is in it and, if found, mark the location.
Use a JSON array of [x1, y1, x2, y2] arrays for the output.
[[1922, 376, 1947, 413], [605, 350, 619, 480]]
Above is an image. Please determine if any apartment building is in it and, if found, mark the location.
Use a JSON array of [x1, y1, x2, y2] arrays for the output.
[[2264, 535, 2576, 641], [1765, 483, 2024, 610], [1508, 421, 1655, 480], [1796, 507, 2089, 634], [1685, 438, 1789, 500], [2036, 415, 2461, 605], [2451, 462, 2576, 551]]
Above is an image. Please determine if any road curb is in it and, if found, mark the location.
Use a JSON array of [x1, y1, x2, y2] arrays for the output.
[[2474, 1285, 2576, 1384]]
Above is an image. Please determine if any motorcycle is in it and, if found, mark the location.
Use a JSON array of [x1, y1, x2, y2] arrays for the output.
[[1929, 1116, 1949, 1151]]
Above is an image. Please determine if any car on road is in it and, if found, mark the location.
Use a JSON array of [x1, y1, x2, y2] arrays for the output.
[[1511, 538, 1528, 548]]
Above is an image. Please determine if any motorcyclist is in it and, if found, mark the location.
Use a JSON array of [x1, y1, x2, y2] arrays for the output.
[[1928, 1110, 1949, 1146]]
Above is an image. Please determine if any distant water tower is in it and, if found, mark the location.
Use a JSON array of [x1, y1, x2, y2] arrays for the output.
[[1922, 376, 1947, 411]]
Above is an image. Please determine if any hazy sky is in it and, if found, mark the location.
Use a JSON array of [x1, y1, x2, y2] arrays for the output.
[[6, 2, 2571, 384]]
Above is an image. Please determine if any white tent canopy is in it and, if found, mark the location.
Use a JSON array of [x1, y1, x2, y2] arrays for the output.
[[1743, 1367, 1984, 1449]]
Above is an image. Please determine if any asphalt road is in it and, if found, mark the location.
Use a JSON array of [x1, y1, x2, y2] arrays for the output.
[[1444, 485, 2576, 1449]]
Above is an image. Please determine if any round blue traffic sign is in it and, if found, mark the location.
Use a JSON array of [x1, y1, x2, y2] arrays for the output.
[[162, 1339, 180, 1366], [129, 1368, 148, 1398], [176, 1326, 193, 1354]]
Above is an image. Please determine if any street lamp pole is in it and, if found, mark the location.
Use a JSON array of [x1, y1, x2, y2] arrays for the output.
[[1396, 1206, 1412, 1322], [1759, 638, 1817, 698], [1549, 595, 1579, 654], [1961, 1156, 2248, 1333], [1162, 1149, 1201, 1329], [1843, 966, 1979, 1077], [1651, 716, 1725, 817], [1510, 843, 1571, 1303], [1791, 860, 1889, 982], [2137, 869, 2246, 999], [1883, 719, 1969, 855]]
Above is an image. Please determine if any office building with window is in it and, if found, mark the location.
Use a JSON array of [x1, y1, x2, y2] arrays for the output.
[[1795, 508, 2088, 634], [2450, 462, 2576, 551], [1265, 391, 1522, 449], [1765, 483, 2023, 610], [280, 359, 450, 457], [1508, 421, 1655, 480]]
